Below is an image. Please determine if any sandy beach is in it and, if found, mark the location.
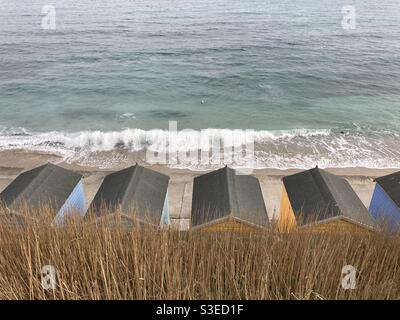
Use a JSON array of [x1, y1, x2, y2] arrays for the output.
[[0, 150, 397, 230]]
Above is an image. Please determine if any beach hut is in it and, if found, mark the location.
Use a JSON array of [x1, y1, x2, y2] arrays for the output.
[[369, 171, 400, 231], [0, 163, 86, 225], [278, 166, 374, 233], [87, 164, 170, 228], [191, 166, 269, 232]]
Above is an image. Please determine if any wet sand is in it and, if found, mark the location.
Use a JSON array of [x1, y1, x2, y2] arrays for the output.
[[0, 150, 398, 230]]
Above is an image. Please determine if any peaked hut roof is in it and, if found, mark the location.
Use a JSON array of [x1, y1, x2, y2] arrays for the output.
[[89, 164, 169, 226], [374, 171, 400, 208], [282, 167, 374, 227], [0, 163, 83, 214], [191, 166, 268, 228]]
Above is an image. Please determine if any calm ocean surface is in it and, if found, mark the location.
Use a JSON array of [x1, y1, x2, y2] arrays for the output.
[[0, 0, 400, 168]]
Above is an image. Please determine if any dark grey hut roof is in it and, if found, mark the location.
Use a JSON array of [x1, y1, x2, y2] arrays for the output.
[[282, 167, 374, 227], [0, 163, 83, 215], [191, 166, 268, 228], [89, 164, 169, 226], [374, 171, 400, 208]]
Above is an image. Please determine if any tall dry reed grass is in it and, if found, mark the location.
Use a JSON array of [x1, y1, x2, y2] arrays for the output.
[[0, 205, 399, 300]]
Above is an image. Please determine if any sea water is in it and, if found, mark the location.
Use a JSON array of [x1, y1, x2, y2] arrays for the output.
[[0, 0, 399, 168]]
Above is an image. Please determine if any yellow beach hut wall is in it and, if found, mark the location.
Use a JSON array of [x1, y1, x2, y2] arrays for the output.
[[299, 218, 374, 234], [278, 186, 297, 233], [196, 218, 261, 233]]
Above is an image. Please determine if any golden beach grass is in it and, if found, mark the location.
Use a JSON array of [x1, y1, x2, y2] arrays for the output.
[[0, 205, 399, 300]]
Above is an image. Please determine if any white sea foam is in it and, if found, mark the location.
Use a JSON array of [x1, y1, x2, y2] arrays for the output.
[[0, 127, 399, 169]]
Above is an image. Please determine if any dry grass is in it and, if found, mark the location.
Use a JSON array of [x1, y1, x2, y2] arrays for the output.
[[0, 206, 399, 300]]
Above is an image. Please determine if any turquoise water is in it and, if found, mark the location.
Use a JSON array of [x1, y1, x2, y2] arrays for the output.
[[0, 0, 400, 168]]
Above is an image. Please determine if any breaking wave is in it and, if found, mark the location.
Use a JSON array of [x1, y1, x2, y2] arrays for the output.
[[0, 126, 399, 170]]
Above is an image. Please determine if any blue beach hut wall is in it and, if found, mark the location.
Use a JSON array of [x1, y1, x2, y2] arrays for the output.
[[53, 179, 86, 225], [369, 171, 400, 232]]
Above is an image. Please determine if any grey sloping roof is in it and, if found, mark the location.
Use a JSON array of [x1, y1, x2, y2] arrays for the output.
[[375, 171, 400, 208], [0, 163, 82, 214], [283, 167, 374, 227], [89, 164, 169, 226], [191, 166, 268, 228]]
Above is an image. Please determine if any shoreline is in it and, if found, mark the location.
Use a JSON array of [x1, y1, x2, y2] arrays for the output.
[[0, 149, 398, 176], [2, 126, 400, 170], [0, 149, 398, 230]]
